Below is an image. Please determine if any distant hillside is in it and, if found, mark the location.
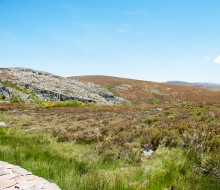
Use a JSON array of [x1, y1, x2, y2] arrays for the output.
[[0, 68, 125, 105], [165, 81, 191, 86], [165, 81, 220, 89], [72, 75, 220, 104]]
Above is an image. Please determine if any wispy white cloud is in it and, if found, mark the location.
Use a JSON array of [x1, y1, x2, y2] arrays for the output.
[[214, 55, 220, 64]]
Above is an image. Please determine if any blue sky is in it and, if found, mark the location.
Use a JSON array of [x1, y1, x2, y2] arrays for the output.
[[0, 0, 220, 83]]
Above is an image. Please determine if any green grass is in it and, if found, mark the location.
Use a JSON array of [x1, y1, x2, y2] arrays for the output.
[[0, 95, 6, 100], [103, 86, 120, 97], [42, 100, 92, 108], [0, 127, 219, 190], [148, 98, 160, 105]]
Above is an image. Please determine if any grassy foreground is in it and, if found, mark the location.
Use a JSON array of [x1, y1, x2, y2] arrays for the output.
[[0, 103, 219, 189], [0, 128, 219, 190]]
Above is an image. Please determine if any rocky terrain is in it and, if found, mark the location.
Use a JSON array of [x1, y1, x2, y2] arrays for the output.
[[0, 68, 125, 105], [0, 161, 60, 190]]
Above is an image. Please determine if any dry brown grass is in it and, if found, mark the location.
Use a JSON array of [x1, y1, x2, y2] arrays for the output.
[[3, 103, 220, 154], [1, 102, 220, 189], [0, 103, 36, 111], [73, 75, 220, 104]]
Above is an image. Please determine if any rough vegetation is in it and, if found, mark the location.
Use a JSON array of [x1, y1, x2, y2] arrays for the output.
[[0, 102, 219, 189], [73, 75, 220, 104]]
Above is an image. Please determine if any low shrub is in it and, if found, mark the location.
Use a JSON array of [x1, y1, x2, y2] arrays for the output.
[[0, 95, 6, 100], [74, 159, 91, 176], [42, 100, 89, 108], [10, 94, 26, 103], [148, 98, 160, 105]]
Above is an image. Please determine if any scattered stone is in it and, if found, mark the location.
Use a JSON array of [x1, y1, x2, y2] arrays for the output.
[[147, 88, 179, 97], [150, 108, 163, 111], [143, 150, 154, 156], [115, 84, 132, 90], [147, 89, 163, 95], [25, 128, 36, 132], [0, 122, 6, 127]]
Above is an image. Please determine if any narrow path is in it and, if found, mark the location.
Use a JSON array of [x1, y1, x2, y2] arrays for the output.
[[0, 161, 61, 190]]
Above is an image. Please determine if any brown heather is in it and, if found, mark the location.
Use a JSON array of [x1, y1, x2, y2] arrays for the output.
[[0, 102, 219, 189]]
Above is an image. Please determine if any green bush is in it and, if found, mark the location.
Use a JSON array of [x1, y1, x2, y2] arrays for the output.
[[103, 86, 120, 96], [0, 95, 6, 100], [10, 94, 25, 103], [42, 100, 90, 108], [74, 160, 91, 176], [0, 80, 32, 94], [143, 117, 158, 124], [148, 98, 160, 105]]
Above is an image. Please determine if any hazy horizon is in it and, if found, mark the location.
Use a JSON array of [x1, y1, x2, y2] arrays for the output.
[[0, 0, 220, 83]]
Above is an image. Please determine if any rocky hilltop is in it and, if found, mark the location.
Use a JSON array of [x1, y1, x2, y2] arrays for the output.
[[0, 68, 125, 105]]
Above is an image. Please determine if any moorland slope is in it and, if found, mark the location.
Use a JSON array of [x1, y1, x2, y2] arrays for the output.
[[73, 75, 220, 104]]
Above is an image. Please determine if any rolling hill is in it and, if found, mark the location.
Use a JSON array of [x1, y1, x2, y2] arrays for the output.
[[72, 75, 220, 104], [165, 81, 220, 89], [1, 68, 220, 106]]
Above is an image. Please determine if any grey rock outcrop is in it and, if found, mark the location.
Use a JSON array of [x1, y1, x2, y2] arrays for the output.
[[0, 82, 13, 100], [0, 68, 127, 105], [0, 82, 32, 102]]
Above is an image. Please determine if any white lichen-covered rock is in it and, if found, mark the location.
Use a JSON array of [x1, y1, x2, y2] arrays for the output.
[[0, 68, 127, 105], [0, 122, 6, 127], [143, 149, 154, 156]]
